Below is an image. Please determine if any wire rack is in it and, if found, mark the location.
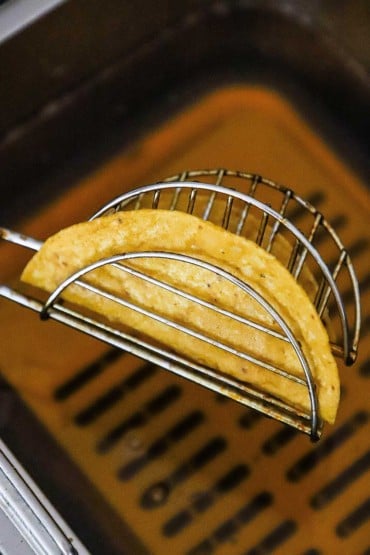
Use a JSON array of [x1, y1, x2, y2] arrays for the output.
[[0, 169, 361, 440]]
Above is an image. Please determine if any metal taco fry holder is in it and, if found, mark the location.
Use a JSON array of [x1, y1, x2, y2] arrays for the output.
[[0, 169, 361, 440]]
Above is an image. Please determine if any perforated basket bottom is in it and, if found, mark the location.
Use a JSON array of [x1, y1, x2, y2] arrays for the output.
[[0, 87, 369, 554]]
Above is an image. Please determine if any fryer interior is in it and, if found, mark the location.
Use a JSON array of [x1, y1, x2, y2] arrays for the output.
[[1, 1, 369, 228], [0, 3, 369, 554], [0, 85, 369, 555]]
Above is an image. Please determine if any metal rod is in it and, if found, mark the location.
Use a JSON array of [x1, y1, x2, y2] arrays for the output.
[[266, 189, 292, 252], [292, 213, 322, 280], [202, 191, 216, 221], [187, 188, 197, 214], [222, 195, 233, 229], [317, 250, 347, 318], [0, 227, 42, 251], [256, 211, 269, 246], [152, 190, 161, 209]]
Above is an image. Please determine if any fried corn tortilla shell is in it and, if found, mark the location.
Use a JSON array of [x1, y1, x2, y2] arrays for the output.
[[21, 209, 339, 423]]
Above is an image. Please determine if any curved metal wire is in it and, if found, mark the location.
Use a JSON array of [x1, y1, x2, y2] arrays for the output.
[[164, 169, 361, 364], [90, 179, 356, 365], [40, 250, 319, 438]]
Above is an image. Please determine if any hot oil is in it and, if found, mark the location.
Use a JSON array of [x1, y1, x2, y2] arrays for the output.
[[0, 87, 369, 554]]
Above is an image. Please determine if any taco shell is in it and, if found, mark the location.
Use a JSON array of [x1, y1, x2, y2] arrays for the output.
[[21, 209, 339, 423]]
